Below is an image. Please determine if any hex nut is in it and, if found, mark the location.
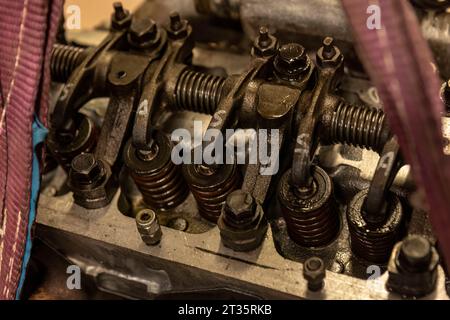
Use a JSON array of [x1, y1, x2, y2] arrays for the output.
[[218, 190, 268, 252], [136, 209, 162, 246], [167, 12, 189, 40], [68, 154, 116, 209], [303, 257, 326, 291], [316, 37, 343, 69], [273, 43, 311, 81], [128, 18, 161, 49], [387, 235, 439, 298], [251, 26, 278, 58], [111, 2, 132, 30]]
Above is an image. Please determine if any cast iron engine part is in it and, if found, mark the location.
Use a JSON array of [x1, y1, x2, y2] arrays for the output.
[[68, 152, 116, 209], [278, 166, 340, 248], [217, 189, 268, 251], [347, 188, 404, 264], [124, 131, 189, 210], [47, 2, 407, 268], [136, 208, 163, 245], [183, 164, 242, 223], [303, 256, 326, 292], [386, 235, 439, 298]]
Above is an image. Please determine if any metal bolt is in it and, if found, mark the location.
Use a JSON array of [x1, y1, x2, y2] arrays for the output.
[[397, 235, 432, 273], [303, 257, 326, 291], [223, 190, 257, 228], [273, 43, 310, 81], [113, 2, 127, 20], [322, 37, 336, 60], [170, 12, 182, 31], [218, 189, 268, 252], [252, 26, 278, 57], [257, 26, 272, 48], [136, 209, 162, 245], [167, 12, 188, 39], [129, 18, 158, 46], [111, 2, 131, 30], [316, 36, 343, 69], [70, 153, 103, 185]]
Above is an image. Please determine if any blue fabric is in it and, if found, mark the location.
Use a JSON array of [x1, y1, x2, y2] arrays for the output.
[[15, 116, 48, 299]]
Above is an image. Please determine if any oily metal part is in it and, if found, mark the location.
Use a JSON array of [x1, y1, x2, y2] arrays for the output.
[[35, 191, 449, 300], [195, 0, 450, 78]]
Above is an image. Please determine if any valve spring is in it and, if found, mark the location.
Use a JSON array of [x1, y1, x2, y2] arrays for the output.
[[51, 44, 86, 82], [47, 114, 97, 171], [278, 167, 340, 247], [328, 102, 387, 151], [183, 163, 241, 223], [347, 189, 403, 264], [124, 132, 189, 210], [175, 68, 226, 114]]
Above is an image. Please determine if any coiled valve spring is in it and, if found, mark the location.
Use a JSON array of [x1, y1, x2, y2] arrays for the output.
[[183, 164, 241, 223], [124, 131, 189, 210]]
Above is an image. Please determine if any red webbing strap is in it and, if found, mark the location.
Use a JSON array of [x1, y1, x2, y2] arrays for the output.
[[0, 0, 63, 299], [341, 0, 450, 269]]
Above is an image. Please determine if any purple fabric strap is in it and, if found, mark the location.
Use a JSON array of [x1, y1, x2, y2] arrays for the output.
[[0, 0, 63, 299], [341, 0, 450, 269]]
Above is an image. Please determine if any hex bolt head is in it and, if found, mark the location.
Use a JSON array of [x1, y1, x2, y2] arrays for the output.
[[167, 12, 188, 39], [251, 26, 278, 57], [273, 43, 310, 81], [257, 26, 271, 47], [316, 36, 343, 69], [136, 209, 162, 245], [170, 12, 182, 31], [70, 153, 103, 185], [387, 235, 439, 297], [129, 18, 158, 46], [303, 257, 326, 291], [113, 2, 127, 20], [224, 190, 256, 227], [218, 189, 268, 252], [322, 37, 336, 59], [398, 235, 432, 273]]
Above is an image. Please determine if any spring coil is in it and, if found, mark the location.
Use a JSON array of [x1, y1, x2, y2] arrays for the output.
[[51, 44, 86, 82], [278, 167, 340, 247], [328, 102, 387, 151], [183, 164, 241, 223], [175, 68, 226, 114], [124, 133, 189, 210], [347, 189, 403, 263]]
